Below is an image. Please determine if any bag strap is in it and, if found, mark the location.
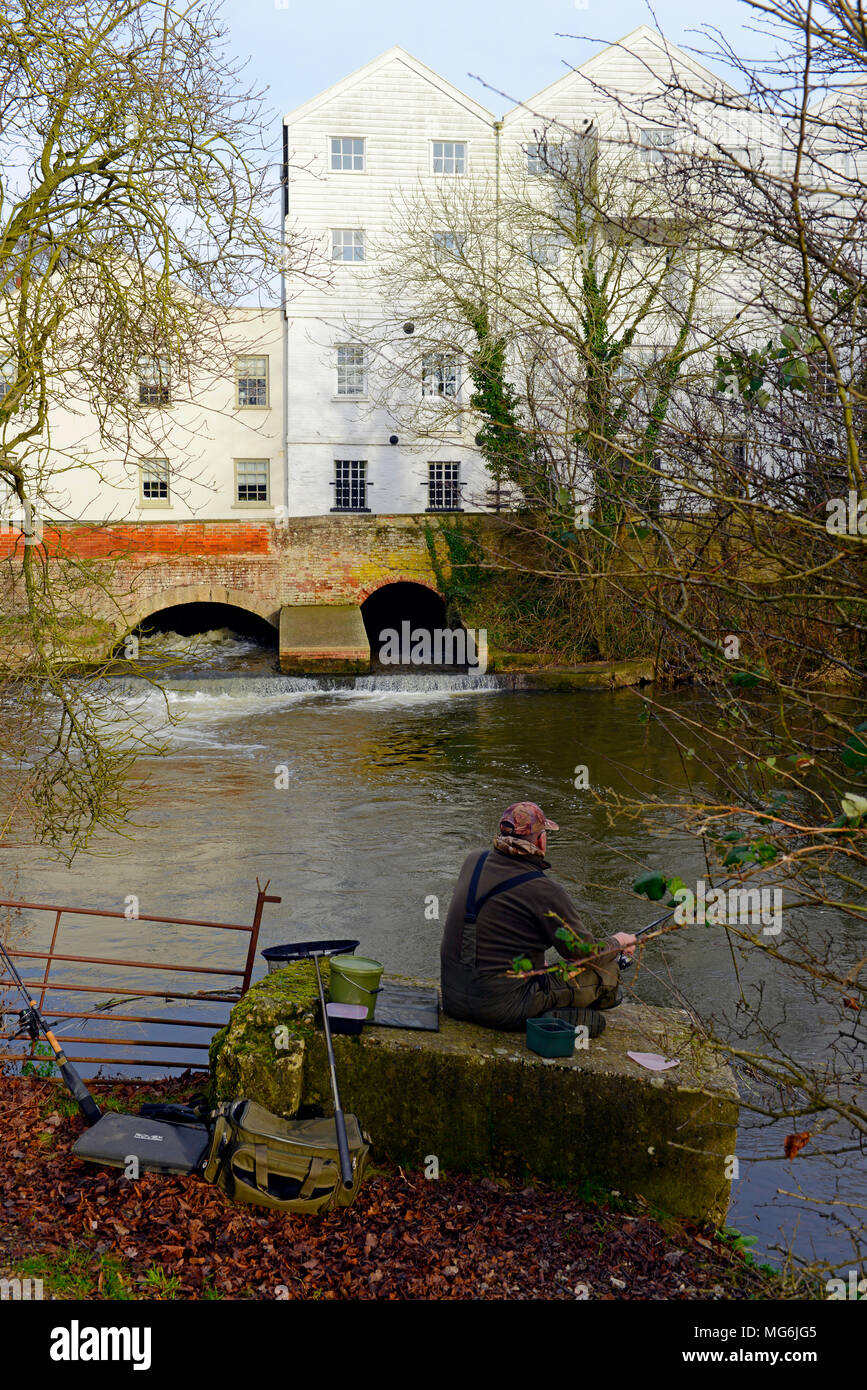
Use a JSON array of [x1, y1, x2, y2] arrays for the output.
[[254, 1143, 269, 1195], [464, 850, 545, 923], [298, 1156, 327, 1199]]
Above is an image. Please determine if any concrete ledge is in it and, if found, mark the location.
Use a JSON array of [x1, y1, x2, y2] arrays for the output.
[[211, 970, 738, 1222], [279, 603, 370, 674], [488, 655, 657, 689]]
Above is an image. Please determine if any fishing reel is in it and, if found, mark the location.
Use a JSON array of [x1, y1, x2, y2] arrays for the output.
[[15, 1005, 41, 1040]]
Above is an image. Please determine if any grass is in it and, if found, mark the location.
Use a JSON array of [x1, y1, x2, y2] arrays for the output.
[[15, 1247, 133, 1300], [12, 1249, 193, 1301]]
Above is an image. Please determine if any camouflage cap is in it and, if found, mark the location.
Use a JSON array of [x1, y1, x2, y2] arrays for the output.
[[498, 802, 559, 837]]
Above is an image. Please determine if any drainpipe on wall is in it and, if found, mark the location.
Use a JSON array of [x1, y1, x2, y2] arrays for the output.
[[281, 120, 290, 519], [493, 118, 502, 295]]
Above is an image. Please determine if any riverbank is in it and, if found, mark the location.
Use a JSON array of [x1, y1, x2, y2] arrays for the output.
[[0, 1078, 803, 1301]]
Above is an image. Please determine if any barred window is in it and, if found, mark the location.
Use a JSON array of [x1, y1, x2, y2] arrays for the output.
[[235, 459, 269, 504], [140, 458, 169, 504], [333, 459, 368, 511], [428, 461, 461, 511], [432, 141, 466, 175], [336, 345, 366, 397], [421, 352, 457, 398], [236, 356, 269, 408], [332, 229, 365, 262], [138, 356, 170, 406], [331, 137, 365, 172]]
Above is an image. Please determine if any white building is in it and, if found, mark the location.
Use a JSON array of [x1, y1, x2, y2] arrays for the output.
[[7, 25, 848, 526]]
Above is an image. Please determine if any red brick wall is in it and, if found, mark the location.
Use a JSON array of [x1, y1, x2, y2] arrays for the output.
[[0, 514, 510, 635]]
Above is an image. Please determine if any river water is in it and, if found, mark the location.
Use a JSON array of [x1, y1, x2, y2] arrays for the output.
[[1, 629, 863, 1274]]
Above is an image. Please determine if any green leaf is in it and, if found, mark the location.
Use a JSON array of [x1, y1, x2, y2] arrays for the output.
[[840, 724, 867, 771], [723, 845, 754, 866], [633, 871, 668, 901], [512, 955, 533, 972]]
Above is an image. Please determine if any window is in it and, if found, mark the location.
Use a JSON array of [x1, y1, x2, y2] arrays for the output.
[[432, 231, 466, 260], [0, 362, 12, 402], [527, 233, 564, 267], [421, 352, 458, 398], [639, 128, 678, 164], [331, 137, 365, 172], [432, 141, 466, 175], [427, 461, 461, 511], [140, 458, 169, 505], [526, 142, 548, 175], [236, 356, 269, 408], [235, 459, 270, 504], [331, 229, 365, 262], [138, 356, 170, 406], [336, 344, 366, 397], [332, 459, 368, 511]]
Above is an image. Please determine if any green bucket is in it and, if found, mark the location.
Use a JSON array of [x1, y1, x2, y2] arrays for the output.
[[328, 955, 384, 1021]]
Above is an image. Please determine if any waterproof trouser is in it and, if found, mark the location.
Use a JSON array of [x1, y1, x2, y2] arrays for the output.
[[441, 916, 621, 1031]]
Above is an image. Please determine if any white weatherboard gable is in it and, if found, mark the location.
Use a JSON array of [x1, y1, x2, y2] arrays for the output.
[[284, 46, 495, 128], [504, 25, 740, 130]]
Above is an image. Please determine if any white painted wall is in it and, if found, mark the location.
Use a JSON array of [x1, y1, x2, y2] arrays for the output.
[[10, 307, 284, 524]]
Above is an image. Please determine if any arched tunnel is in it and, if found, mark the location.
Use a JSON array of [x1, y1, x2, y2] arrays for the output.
[[137, 602, 277, 645], [121, 601, 278, 671], [361, 583, 472, 669]]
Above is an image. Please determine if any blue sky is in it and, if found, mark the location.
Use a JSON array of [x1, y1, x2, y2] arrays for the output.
[[221, 0, 776, 127]]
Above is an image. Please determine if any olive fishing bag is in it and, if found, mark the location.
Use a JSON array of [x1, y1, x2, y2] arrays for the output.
[[202, 1099, 370, 1214]]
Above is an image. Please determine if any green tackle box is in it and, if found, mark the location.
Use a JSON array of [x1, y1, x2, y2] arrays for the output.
[[526, 1016, 576, 1058]]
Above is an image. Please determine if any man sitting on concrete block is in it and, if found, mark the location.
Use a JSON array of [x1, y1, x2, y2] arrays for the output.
[[440, 802, 636, 1035]]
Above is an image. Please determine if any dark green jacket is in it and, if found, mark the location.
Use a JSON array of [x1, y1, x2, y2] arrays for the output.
[[440, 847, 618, 974]]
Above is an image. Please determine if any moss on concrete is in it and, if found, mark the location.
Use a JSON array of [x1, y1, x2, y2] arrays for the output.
[[210, 961, 328, 1118], [210, 976, 738, 1222]]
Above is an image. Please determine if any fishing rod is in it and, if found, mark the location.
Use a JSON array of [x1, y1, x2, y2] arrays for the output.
[[618, 873, 743, 969], [0, 937, 102, 1125]]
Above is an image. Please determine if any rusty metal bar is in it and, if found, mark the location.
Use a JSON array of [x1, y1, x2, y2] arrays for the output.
[[0, 1033, 210, 1049], [0, 979, 238, 1002], [0, 1010, 223, 1028], [0, 1054, 210, 1070], [0, 897, 265, 932], [6, 950, 243, 976], [241, 881, 282, 993], [31, 908, 62, 1061]]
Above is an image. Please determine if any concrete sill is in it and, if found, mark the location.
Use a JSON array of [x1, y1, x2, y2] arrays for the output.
[[330, 507, 371, 513]]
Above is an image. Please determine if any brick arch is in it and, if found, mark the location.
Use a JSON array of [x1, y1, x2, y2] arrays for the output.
[[122, 584, 279, 633], [356, 576, 443, 603]]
